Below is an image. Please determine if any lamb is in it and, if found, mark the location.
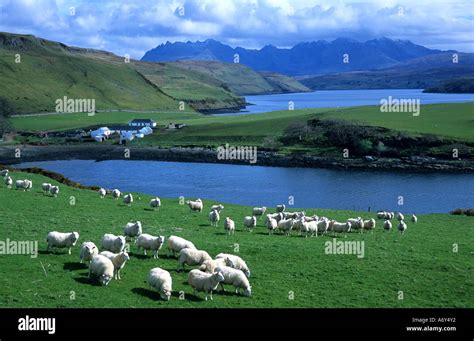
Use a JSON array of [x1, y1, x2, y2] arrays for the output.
[[411, 214, 418, 223], [150, 197, 161, 210], [123, 193, 133, 206], [187, 269, 224, 301], [243, 216, 257, 231], [178, 248, 212, 271], [123, 221, 142, 241], [266, 217, 278, 234], [215, 253, 251, 278], [277, 218, 295, 236], [210, 204, 224, 212], [46, 231, 79, 254], [224, 217, 235, 235], [148, 268, 172, 301], [101, 234, 126, 253], [112, 189, 121, 200], [88, 255, 114, 286], [397, 212, 405, 221], [398, 220, 407, 234], [252, 206, 267, 217], [42, 183, 52, 194], [276, 204, 286, 213], [199, 258, 227, 273], [136, 234, 165, 259], [186, 198, 203, 212], [79, 241, 99, 264], [98, 188, 106, 198], [347, 217, 364, 231], [215, 266, 251, 296], [5, 176, 12, 188], [99, 251, 130, 280], [167, 235, 196, 257], [329, 221, 352, 234], [383, 219, 392, 231], [49, 185, 59, 197], [209, 209, 220, 227], [362, 218, 376, 232]]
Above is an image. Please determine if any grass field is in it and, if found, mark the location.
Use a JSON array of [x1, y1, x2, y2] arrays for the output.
[[0, 171, 472, 308]]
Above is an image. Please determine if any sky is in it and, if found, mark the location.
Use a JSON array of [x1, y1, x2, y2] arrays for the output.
[[0, 0, 472, 59]]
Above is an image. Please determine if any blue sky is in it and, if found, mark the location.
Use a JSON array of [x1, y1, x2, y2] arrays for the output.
[[0, 0, 472, 59]]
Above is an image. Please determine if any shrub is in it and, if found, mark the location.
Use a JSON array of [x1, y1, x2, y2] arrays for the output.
[[450, 208, 465, 215], [465, 209, 474, 217]]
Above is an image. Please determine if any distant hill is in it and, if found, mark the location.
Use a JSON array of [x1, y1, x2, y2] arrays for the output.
[[141, 37, 445, 76], [299, 53, 474, 90], [424, 77, 474, 94]]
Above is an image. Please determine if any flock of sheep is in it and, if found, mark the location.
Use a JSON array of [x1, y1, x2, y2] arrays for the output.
[[2, 168, 417, 302]]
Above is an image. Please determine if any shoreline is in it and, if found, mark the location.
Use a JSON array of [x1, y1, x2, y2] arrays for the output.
[[1, 145, 473, 173]]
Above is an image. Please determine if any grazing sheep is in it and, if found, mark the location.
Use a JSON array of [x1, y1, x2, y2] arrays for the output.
[[79, 241, 99, 264], [199, 258, 227, 273], [89, 255, 114, 286], [112, 189, 121, 200], [99, 251, 130, 280], [377, 211, 387, 219], [210, 204, 224, 213], [329, 221, 352, 234], [276, 204, 286, 213], [148, 267, 172, 301], [215, 266, 251, 296], [283, 211, 305, 220], [383, 220, 392, 231], [265, 213, 284, 224], [224, 217, 235, 235], [136, 234, 165, 259], [215, 253, 251, 278], [316, 219, 330, 235], [398, 220, 408, 234], [5, 176, 12, 188], [304, 215, 318, 222], [347, 217, 364, 231], [362, 218, 376, 232], [98, 188, 106, 198], [388, 212, 395, 220], [178, 249, 212, 271], [123, 221, 142, 241], [15, 179, 31, 191], [46, 231, 79, 254], [252, 206, 267, 218], [42, 183, 52, 194], [411, 214, 418, 223], [266, 217, 278, 234], [101, 234, 126, 253], [209, 209, 220, 227], [243, 216, 257, 231], [292, 218, 304, 233], [187, 269, 224, 301], [123, 193, 133, 206], [301, 220, 319, 237], [186, 199, 203, 212], [167, 235, 196, 257], [150, 197, 161, 210], [49, 185, 59, 197], [277, 218, 295, 236], [397, 212, 405, 222], [0, 169, 8, 177]]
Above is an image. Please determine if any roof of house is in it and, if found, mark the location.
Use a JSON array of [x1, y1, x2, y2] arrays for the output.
[[129, 119, 156, 123], [108, 125, 140, 131]]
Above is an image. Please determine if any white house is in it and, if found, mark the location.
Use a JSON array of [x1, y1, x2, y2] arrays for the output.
[[90, 127, 111, 142], [128, 119, 157, 128]]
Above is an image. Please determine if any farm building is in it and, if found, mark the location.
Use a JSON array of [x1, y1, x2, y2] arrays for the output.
[[128, 119, 157, 128]]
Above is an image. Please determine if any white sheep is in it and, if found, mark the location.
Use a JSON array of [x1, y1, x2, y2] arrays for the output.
[[277, 218, 295, 236], [301, 220, 319, 237], [178, 249, 212, 271], [215, 253, 251, 278], [243, 216, 257, 231], [276, 204, 286, 213], [99, 251, 130, 280], [209, 209, 220, 227], [316, 218, 330, 235], [124, 221, 142, 241], [46, 231, 79, 254], [199, 258, 227, 273], [101, 234, 126, 253], [210, 204, 224, 212], [0, 169, 8, 177], [411, 214, 418, 223], [266, 212, 284, 223], [329, 221, 352, 234], [5, 176, 12, 188], [79, 241, 99, 264], [292, 217, 304, 233], [123, 193, 133, 206], [98, 188, 106, 198], [186, 199, 203, 212], [112, 189, 121, 200], [150, 197, 161, 210], [224, 217, 235, 235], [398, 220, 408, 234], [362, 218, 376, 232], [49, 185, 59, 197], [89, 255, 114, 286], [215, 266, 251, 296], [42, 183, 52, 194], [347, 217, 364, 231], [148, 267, 172, 301], [252, 206, 267, 217], [136, 234, 165, 259], [377, 211, 387, 219], [187, 269, 224, 301], [383, 219, 392, 231], [266, 217, 278, 234], [167, 235, 196, 257], [397, 212, 405, 221], [15, 179, 31, 191]]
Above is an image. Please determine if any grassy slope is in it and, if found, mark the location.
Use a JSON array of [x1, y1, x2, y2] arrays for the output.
[[0, 171, 472, 308]]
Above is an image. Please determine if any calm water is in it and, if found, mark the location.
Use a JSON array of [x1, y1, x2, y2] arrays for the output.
[[16, 160, 474, 213], [214, 89, 474, 115]]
